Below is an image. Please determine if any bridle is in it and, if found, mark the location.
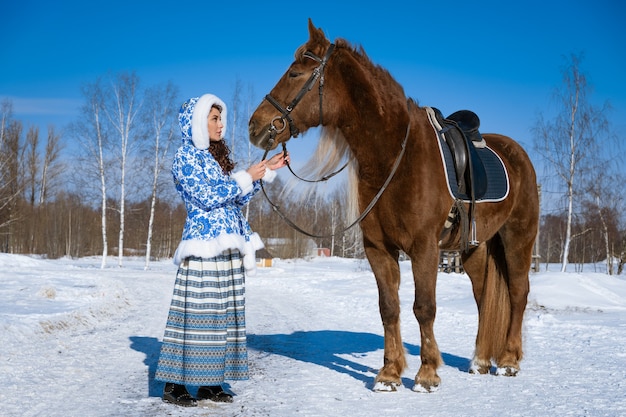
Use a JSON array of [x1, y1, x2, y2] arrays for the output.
[[262, 43, 347, 183], [258, 43, 411, 238], [263, 43, 336, 147]]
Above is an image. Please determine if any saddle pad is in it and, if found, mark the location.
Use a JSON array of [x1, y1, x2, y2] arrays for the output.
[[437, 134, 510, 203]]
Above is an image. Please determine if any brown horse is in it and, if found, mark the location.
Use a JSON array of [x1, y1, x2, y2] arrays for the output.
[[249, 19, 539, 393]]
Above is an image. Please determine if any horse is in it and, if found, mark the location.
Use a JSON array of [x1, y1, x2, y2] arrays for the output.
[[248, 19, 539, 393]]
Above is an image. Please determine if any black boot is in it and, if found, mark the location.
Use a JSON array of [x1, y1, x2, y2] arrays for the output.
[[162, 383, 197, 407], [197, 385, 234, 403]]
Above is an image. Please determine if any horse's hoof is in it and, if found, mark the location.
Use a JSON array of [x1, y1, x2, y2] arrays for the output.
[[469, 359, 491, 375], [412, 380, 440, 393], [372, 381, 400, 392], [496, 366, 519, 376], [469, 365, 490, 374]]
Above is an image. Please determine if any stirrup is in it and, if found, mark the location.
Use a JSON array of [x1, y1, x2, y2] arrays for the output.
[[469, 216, 479, 246]]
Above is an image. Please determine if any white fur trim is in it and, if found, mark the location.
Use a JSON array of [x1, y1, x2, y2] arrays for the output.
[[232, 170, 254, 195], [173, 232, 264, 275], [263, 167, 277, 183], [191, 94, 227, 150]]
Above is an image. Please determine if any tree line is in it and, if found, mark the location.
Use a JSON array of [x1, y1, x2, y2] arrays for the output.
[[1, 55, 624, 273], [0, 73, 363, 269]]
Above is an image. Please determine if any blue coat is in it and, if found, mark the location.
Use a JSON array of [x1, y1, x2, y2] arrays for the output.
[[172, 94, 275, 274]]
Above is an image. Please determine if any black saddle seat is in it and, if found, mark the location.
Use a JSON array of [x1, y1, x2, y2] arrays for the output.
[[431, 108, 487, 199], [447, 110, 483, 143]]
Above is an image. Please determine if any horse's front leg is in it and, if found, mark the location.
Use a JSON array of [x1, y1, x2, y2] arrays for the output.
[[411, 253, 443, 392], [366, 247, 406, 392]]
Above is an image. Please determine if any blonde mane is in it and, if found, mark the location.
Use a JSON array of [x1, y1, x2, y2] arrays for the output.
[[284, 126, 359, 224]]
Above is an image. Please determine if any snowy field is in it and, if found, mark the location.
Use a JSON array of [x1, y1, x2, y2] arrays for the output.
[[1, 253, 625, 417]]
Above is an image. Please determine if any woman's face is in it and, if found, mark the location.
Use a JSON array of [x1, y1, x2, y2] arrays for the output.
[[207, 106, 224, 141]]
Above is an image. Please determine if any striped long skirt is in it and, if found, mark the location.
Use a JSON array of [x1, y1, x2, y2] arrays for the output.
[[155, 250, 249, 386]]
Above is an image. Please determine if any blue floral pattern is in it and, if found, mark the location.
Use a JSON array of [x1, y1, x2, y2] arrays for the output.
[[172, 96, 263, 272]]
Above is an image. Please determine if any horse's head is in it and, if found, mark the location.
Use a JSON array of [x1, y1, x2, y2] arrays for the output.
[[249, 19, 335, 151]]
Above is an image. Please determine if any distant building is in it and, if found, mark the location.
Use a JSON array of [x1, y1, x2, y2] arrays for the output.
[[256, 248, 274, 268]]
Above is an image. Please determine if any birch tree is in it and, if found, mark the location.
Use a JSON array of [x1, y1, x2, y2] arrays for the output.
[[230, 78, 257, 221], [142, 81, 178, 269], [73, 80, 110, 268], [533, 53, 609, 272], [104, 72, 142, 267]]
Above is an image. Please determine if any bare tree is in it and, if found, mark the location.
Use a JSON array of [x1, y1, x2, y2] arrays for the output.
[[39, 126, 63, 205], [533, 53, 610, 272], [72, 79, 111, 268], [0, 100, 10, 143], [103, 72, 143, 267], [584, 168, 624, 274], [21, 125, 62, 194], [617, 233, 626, 275], [229, 78, 261, 167], [0, 116, 26, 252], [23, 126, 40, 253], [142, 81, 178, 269], [230, 79, 242, 162], [0, 101, 20, 247], [25, 126, 39, 207]]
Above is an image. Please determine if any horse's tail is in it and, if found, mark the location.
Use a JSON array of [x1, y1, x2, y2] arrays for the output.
[[474, 235, 511, 366]]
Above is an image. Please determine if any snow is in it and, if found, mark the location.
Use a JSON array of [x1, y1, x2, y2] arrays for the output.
[[1, 253, 625, 417]]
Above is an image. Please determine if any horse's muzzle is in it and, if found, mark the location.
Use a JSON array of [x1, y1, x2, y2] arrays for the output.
[[248, 120, 268, 149]]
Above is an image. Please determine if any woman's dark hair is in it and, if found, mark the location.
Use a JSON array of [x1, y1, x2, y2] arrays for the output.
[[207, 104, 235, 174], [209, 140, 235, 174]]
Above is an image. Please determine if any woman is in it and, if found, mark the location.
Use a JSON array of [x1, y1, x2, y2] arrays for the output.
[[155, 93, 288, 407]]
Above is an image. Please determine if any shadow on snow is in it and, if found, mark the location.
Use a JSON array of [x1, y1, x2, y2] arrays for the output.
[[248, 330, 470, 390], [129, 331, 470, 395], [129, 336, 164, 398]]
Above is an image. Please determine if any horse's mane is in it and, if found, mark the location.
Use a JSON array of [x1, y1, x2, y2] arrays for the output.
[[337, 39, 407, 102], [285, 126, 359, 226], [285, 37, 407, 230], [295, 38, 406, 99]]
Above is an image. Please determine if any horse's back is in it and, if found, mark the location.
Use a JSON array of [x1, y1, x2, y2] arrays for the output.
[[481, 133, 539, 239], [482, 133, 536, 181]]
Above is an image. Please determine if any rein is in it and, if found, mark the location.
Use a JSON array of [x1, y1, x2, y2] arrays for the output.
[[281, 142, 348, 183], [260, 123, 411, 238]]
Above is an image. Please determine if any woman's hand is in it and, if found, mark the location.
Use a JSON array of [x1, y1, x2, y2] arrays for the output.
[[266, 151, 290, 170], [246, 161, 267, 181], [247, 151, 290, 181]]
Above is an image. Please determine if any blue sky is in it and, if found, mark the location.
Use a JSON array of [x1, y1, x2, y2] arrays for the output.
[[2, 0, 625, 165]]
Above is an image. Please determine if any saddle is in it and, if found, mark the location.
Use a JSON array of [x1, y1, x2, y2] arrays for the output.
[[431, 108, 487, 200], [426, 106, 509, 251]]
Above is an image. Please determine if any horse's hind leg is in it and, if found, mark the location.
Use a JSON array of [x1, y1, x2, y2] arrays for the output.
[[366, 246, 406, 391], [463, 232, 532, 376], [496, 226, 534, 375], [463, 240, 507, 374]]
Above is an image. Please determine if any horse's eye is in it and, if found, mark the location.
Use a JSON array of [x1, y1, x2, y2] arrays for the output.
[[288, 71, 303, 78]]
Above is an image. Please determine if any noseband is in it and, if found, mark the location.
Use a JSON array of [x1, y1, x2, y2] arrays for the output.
[[263, 43, 336, 148]]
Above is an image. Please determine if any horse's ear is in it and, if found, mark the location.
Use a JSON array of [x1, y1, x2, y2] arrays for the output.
[[307, 18, 327, 44]]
